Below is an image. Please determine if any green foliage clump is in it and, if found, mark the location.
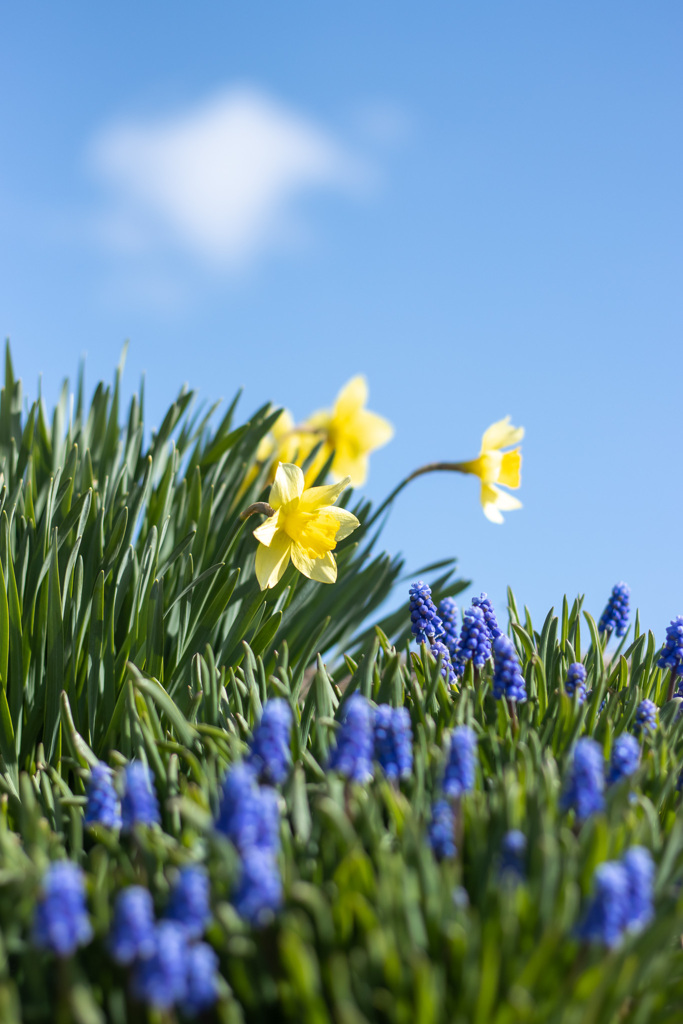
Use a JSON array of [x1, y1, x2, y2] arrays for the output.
[[0, 347, 681, 1024]]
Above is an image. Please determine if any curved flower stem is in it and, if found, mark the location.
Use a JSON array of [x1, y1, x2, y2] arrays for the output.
[[365, 462, 470, 530], [239, 502, 275, 520], [507, 698, 519, 733]]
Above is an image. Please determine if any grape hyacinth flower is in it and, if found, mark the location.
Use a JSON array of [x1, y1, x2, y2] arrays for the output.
[[131, 921, 188, 1011], [428, 800, 457, 860], [560, 738, 605, 822], [165, 866, 211, 940], [454, 606, 492, 676], [373, 705, 413, 781], [328, 693, 374, 783], [634, 699, 658, 737], [657, 616, 683, 700], [215, 764, 280, 856], [409, 580, 444, 645], [443, 725, 477, 798], [565, 663, 587, 703], [500, 830, 527, 882], [121, 762, 161, 831], [248, 698, 293, 785], [32, 862, 93, 957], [607, 734, 640, 786], [109, 886, 156, 966], [429, 639, 458, 687], [471, 593, 502, 640], [598, 582, 630, 638], [622, 846, 654, 933], [181, 942, 220, 1017], [577, 860, 629, 948], [84, 762, 121, 829], [233, 848, 283, 927], [437, 597, 459, 659], [492, 634, 527, 703]]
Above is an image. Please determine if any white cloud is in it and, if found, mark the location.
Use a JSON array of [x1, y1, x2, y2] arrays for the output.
[[87, 87, 369, 269]]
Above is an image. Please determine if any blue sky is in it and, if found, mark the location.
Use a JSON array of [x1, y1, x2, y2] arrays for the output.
[[2, 2, 682, 641]]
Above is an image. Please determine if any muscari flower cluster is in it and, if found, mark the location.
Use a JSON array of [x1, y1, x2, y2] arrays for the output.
[[500, 830, 527, 882], [492, 634, 526, 702], [427, 726, 479, 860], [32, 862, 93, 958], [329, 695, 415, 783], [438, 597, 459, 660], [657, 616, 683, 688], [374, 705, 413, 781], [471, 593, 502, 640], [85, 760, 160, 832], [110, 869, 218, 1016], [598, 582, 630, 637], [248, 698, 293, 785], [454, 605, 492, 677], [560, 738, 605, 821], [634, 699, 658, 736], [429, 639, 459, 687], [216, 763, 282, 927], [565, 663, 587, 703], [607, 734, 640, 786], [409, 580, 444, 645], [578, 847, 654, 948]]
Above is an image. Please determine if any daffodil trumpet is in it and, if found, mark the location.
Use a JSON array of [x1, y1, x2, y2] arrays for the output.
[[365, 416, 524, 527], [246, 462, 361, 590]]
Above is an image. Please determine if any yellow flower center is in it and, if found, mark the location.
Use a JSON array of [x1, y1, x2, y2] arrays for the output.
[[281, 508, 340, 559]]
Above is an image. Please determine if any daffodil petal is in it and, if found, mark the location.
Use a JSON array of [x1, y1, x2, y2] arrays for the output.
[[253, 511, 281, 547], [329, 452, 368, 487], [492, 488, 523, 511], [482, 501, 505, 524], [290, 544, 338, 583], [299, 477, 351, 512], [498, 449, 522, 489], [353, 409, 394, 450], [321, 505, 360, 541], [255, 532, 293, 589], [480, 416, 525, 452], [270, 463, 304, 509], [334, 375, 368, 419], [270, 408, 295, 441]]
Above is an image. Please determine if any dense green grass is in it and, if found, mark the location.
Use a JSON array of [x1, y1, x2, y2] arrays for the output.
[[0, 347, 681, 1023]]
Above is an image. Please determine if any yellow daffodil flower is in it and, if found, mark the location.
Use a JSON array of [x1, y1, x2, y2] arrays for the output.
[[458, 416, 524, 523], [251, 462, 360, 589], [304, 375, 394, 487]]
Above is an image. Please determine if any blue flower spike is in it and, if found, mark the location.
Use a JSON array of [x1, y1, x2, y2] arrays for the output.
[[121, 762, 161, 831], [565, 663, 587, 703], [182, 942, 221, 1016], [233, 848, 283, 927], [578, 860, 629, 948], [32, 862, 93, 957], [607, 734, 640, 786], [84, 762, 121, 830], [443, 725, 477, 798], [471, 593, 503, 640], [165, 866, 211, 940], [658, 616, 683, 700], [131, 921, 189, 1011], [437, 597, 459, 660], [428, 800, 457, 860], [454, 606, 492, 677], [248, 698, 293, 785], [409, 580, 444, 645], [634, 699, 658, 737], [215, 763, 280, 857], [374, 705, 413, 781], [500, 830, 527, 882], [429, 639, 458, 687], [598, 582, 630, 638], [109, 886, 156, 966], [622, 846, 654, 933], [560, 738, 605, 822], [328, 693, 374, 783], [492, 634, 527, 704]]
